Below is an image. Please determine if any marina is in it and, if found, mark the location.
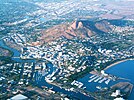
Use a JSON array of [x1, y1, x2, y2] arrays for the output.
[[105, 79, 111, 85], [94, 76, 102, 82], [98, 77, 107, 83], [0, 39, 94, 100], [78, 60, 134, 99], [89, 74, 96, 78], [88, 74, 111, 84], [88, 75, 99, 82]]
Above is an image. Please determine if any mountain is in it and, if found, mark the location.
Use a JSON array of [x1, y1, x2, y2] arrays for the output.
[[95, 20, 114, 33], [38, 19, 113, 43]]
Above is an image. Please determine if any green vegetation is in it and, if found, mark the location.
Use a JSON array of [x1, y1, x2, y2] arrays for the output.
[[68, 67, 93, 82], [0, 56, 13, 65]]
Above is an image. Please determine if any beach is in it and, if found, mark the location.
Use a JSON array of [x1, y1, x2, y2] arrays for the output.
[[104, 58, 134, 70], [90, 58, 134, 75]]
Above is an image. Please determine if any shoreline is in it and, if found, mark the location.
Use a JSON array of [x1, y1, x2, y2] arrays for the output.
[[104, 58, 134, 71], [90, 58, 134, 75]]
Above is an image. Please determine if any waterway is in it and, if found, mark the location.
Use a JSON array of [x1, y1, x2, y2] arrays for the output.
[[78, 60, 134, 100], [0, 40, 20, 57], [0, 39, 94, 100], [106, 60, 134, 100]]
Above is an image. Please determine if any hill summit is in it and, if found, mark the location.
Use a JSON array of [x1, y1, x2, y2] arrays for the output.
[[39, 19, 113, 43]]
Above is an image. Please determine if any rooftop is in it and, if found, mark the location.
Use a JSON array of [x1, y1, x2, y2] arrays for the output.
[[9, 94, 28, 100]]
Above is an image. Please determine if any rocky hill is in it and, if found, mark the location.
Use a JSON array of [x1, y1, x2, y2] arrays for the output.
[[38, 19, 115, 43]]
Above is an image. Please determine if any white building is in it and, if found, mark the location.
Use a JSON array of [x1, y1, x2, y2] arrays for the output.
[[111, 90, 121, 97], [9, 94, 28, 100]]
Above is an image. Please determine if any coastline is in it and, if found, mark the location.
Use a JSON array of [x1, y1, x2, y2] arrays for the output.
[[90, 58, 134, 75], [104, 58, 134, 71]]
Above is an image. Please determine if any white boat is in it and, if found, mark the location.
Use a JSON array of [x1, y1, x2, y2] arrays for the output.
[[94, 77, 102, 82], [96, 86, 101, 89], [89, 74, 96, 78], [88, 76, 99, 82], [105, 79, 111, 85], [98, 77, 107, 83], [83, 87, 86, 89]]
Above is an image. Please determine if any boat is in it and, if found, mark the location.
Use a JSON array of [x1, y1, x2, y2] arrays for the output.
[[88, 76, 99, 82], [105, 79, 111, 85], [96, 86, 101, 90], [98, 77, 107, 83], [94, 76, 102, 82], [89, 74, 96, 78]]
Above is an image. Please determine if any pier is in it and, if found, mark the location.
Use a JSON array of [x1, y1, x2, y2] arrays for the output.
[[88, 74, 111, 85]]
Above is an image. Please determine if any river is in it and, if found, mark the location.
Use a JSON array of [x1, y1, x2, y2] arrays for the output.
[[0, 39, 94, 100]]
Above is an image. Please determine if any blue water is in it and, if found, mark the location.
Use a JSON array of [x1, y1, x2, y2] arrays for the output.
[[106, 60, 134, 84], [0, 39, 94, 99], [106, 60, 134, 100], [1, 38, 133, 99], [0, 40, 20, 57], [79, 60, 134, 100]]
